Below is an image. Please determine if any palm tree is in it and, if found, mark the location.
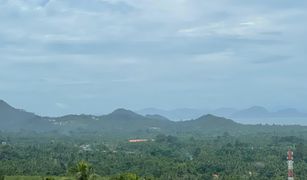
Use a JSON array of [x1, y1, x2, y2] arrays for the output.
[[71, 161, 94, 180]]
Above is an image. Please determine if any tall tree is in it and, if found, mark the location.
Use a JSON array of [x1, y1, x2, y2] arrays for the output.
[[71, 161, 93, 180]]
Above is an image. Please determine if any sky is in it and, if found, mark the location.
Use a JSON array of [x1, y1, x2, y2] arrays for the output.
[[0, 0, 307, 116]]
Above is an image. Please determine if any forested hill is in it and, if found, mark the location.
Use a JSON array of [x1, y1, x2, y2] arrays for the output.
[[178, 114, 242, 133], [0, 100, 53, 131], [0, 100, 37, 123], [0, 99, 306, 136]]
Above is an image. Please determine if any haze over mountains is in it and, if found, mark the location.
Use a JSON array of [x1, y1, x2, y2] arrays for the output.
[[138, 106, 307, 121], [1, 99, 307, 135]]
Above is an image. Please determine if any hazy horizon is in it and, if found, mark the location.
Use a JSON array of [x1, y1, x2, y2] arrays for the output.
[[1, 0, 307, 117], [2, 99, 307, 125]]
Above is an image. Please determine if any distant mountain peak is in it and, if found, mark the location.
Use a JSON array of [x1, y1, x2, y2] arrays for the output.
[[248, 106, 268, 111], [110, 108, 138, 116], [104, 108, 146, 121], [0, 99, 43, 131], [196, 114, 216, 120], [0, 99, 12, 108], [230, 106, 307, 119], [0, 100, 35, 114], [205, 114, 216, 118], [180, 114, 239, 130], [231, 106, 270, 118], [196, 114, 235, 122]]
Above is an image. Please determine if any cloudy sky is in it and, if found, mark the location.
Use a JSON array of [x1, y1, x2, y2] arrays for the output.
[[0, 0, 306, 116]]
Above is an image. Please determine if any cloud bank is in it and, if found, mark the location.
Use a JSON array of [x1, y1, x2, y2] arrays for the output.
[[0, 0, 306, 115]]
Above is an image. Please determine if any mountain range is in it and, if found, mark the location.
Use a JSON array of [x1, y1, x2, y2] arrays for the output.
[[0, 99, 236, 134], [0, 99, 306, 136], [137, 106, 307, 121]]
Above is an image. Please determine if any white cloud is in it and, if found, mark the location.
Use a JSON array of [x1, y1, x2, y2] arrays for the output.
[[1, 0, 307, 114], [192, 50, 236, 64], [177, 16, 275, 38], [239, 21, 256, 26]]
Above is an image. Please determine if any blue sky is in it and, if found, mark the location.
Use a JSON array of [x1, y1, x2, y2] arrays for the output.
[[0, 0, 306, 116]]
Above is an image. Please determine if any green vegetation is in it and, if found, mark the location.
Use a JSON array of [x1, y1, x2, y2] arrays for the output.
[[2, 100, 307, 179], [1, 130, 307, 179]]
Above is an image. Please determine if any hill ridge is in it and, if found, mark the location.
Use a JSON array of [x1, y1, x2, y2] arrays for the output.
[[1, 99, 306, 135]]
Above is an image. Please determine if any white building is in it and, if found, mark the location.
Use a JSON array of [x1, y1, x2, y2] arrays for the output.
[[1, 141, 7, 145]]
